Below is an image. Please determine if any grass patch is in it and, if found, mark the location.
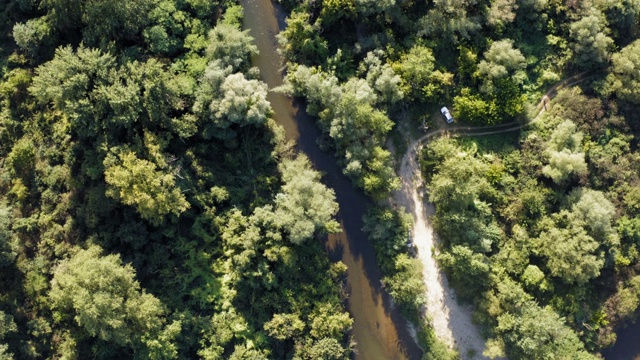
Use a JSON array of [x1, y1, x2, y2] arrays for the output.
[[456, 131, 520, 156]]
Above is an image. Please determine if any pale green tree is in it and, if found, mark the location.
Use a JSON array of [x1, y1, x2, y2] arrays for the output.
[[275, 155, 340, 244], [569, 188, 616, 241], [542, 120, 588, 184], [477, 39, 526, 82], [193, 61, 233, 128], [50, 245, 180, 357], [206, 24, 258, 71], [542, 150, 588, 184], [569, 13, 614, 68], [487, 0, 518, 29], [194, 62, 271, 140], [12, 17, 51, 58], [283, 67, 398, 198], [104, 150, 189, 225], [214, 73, 271, 127], [547, 120, 583, 151], [604, 39, 640, 104], [359, 51, 403, 105], [283, 65, 342, 118]]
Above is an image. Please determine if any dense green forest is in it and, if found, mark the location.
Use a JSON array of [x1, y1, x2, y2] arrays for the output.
[[3, 0, 640, 358], [274, 0, 640, 358], [0, 0, 354, 359]]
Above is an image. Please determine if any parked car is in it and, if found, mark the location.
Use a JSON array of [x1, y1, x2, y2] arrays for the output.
[[440, 106, 454, 123]]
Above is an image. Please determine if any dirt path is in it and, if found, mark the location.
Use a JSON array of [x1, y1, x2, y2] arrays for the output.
[[392, 73, 594, 359], [395, 137, 489, 359]]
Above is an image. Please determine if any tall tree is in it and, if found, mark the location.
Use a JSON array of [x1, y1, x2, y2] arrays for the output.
[[393, 45, 435, 101], [42, 0, 156, 46], [206, 24, 258, 72], [490, 280, 597, 359], [276, 12, 329, 66], [194, 63, 271, 140], [536, 212, 604, 284], [0, 312, 16, 359], [477, 39, 526, 92], [104, 150, 190, 226], [604, 39, 640, 104], [0, 205, 16, 269], [50, 245, 180, 357], [275, 155, 340, 244], [569, 12, 614, 69], [542, 120, 588, 184]]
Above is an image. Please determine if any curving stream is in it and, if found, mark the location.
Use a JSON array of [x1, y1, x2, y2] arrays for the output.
[[241, 0, 422, 359]]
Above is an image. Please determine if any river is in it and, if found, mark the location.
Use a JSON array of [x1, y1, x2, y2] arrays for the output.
[[240, 1, 422, 359], [602, 320, 640, 360]]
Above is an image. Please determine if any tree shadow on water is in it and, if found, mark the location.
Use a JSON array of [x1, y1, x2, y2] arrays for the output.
[[294, 99, 422, 359]]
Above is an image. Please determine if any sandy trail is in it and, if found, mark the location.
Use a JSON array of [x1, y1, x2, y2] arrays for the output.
[[392, 73, 595, 359], [394, 139, 489, 359]]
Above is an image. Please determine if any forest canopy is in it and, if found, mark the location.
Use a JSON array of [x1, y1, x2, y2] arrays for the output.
[[0, 0, 353, 359], [3, 0, 640, 358], [273, 0, 640, 358]]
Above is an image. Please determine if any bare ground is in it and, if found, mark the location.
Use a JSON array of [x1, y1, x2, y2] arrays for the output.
[[394, 139, 489, 360]]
